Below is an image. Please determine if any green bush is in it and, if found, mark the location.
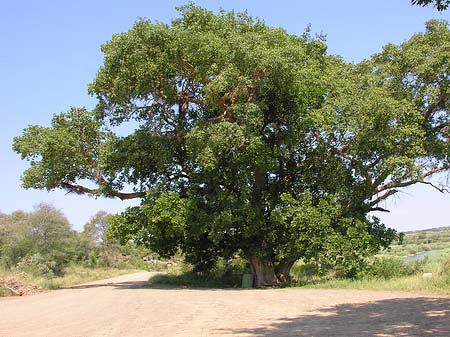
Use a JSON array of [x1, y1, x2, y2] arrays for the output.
[[291, 261, 321, 279], [436, 255, 450, 286], [364, 257, 426, 279], [150, 257, 248, 288], [16, 254, 63, 277]]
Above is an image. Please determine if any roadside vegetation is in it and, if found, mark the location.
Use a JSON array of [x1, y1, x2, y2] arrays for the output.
[[150, 257, 248, 288], [294, 253, 450, 295], [0, 205, 164, 297], [149, 227, 450, 294], [2, 203, 449, 295], [288, 227, 450, 295], [0, 266, 138, 296]]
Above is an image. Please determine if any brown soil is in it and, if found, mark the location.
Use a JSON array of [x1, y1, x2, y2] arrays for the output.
[[0, 271, 449, 336]]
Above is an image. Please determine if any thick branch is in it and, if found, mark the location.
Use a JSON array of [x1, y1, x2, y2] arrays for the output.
[[369, 165, 450, 207], [369, 207, 391, 213], [375, 165, 450, 195], [60, 182, 144, 200], [369, 189, 398, 207]]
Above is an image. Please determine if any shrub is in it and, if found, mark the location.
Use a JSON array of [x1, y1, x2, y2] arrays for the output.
[[16, 254, 63, 277], [150, 257, 248, 288], [437, 255, 450, 285], [366, 257, 424, 279]]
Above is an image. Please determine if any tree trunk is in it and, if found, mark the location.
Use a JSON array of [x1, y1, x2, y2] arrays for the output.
[[275, 258, 295, 285], [249, 256, 281, 288], [103, 240, 110, 268]]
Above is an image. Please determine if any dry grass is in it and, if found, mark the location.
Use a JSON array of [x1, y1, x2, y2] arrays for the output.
[[0, 266, 140, 296]]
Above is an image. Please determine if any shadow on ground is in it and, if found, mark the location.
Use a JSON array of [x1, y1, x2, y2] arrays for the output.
[[221, 297, 450, 337], [66, 280, 247, 291], [66, 274, 248, 291], [67, 280, 152, 290]]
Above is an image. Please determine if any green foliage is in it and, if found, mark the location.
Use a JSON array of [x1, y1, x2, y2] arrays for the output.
[[291, 243, 450, 294], [79, 211, 115, 267], [13, 108, 105, 192], [437, 256, 450, 288], [0, 206, 154, 279], [0, 204, 77, 275], [366, 257, 424, 279], [13, 5, 450, 285], [80, 211, 156, 269], [16, 253, 60, 277], [270, 193, 396, 277]]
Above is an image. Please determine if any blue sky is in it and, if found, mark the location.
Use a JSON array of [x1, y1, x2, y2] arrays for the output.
[[1, 0, 449, 232]]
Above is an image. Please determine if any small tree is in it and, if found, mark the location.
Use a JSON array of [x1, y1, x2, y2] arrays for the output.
[[81, 211, 114, 267], [0, 211, 31, 268], [0, 204, 77, 275]]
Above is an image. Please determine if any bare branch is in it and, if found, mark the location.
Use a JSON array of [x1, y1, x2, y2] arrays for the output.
[[375, 165, 450, 195], [418, 180, 450, 193], [369, 189, 398, 207], [369, 207, 391, 213]]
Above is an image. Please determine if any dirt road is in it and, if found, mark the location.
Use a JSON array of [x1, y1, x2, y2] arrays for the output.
[[1, 271, 449, 336]]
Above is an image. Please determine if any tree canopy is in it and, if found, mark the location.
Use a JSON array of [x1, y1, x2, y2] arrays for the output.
[[0, 204, 77, 275], [13, 5, 450, 286]]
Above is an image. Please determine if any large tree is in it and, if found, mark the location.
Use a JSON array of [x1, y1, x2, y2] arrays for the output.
[[13, 5, 450, 286]]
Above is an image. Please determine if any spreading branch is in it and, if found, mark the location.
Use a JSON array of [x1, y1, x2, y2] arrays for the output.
[[369, 189, 399, 207], [60, 182, 144, 200], [374, 166, 450, 195], [369, 165, 450, 207]]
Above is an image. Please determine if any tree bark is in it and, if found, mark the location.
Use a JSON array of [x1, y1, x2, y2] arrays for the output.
[[275, 258, 296, 284], [249, 256, 281, 288]]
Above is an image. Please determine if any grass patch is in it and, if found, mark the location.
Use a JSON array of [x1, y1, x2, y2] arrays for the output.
[[39, 265, 142, 290], [150, 271, 231, 288], [291, 250, 450, 295], [300, 274, 450, 295], [1, 265, 143, 296]]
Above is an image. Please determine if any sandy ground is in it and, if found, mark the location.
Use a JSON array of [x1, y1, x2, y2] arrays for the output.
[[0, 271, 449, 337]]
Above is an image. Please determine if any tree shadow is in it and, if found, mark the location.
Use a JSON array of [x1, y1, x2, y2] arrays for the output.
[[222, 297, 450, 337], [65, 277, 246, 291], [67, 280, 152, 290]]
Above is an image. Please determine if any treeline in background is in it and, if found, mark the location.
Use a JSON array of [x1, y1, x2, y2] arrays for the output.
[[0, 204, 159, 296]]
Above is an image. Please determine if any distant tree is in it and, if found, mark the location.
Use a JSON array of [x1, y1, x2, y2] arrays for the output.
[[0, 211, 33, 268], [27, 204, 78, 273], [411, 0, 450, 10], [81, 211, 114, 267], [0, 204, 77, 275], [13, 6, 450, 286]]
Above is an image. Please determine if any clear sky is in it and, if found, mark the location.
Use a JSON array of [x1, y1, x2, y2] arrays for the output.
[[1, 0, 449, 232]]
